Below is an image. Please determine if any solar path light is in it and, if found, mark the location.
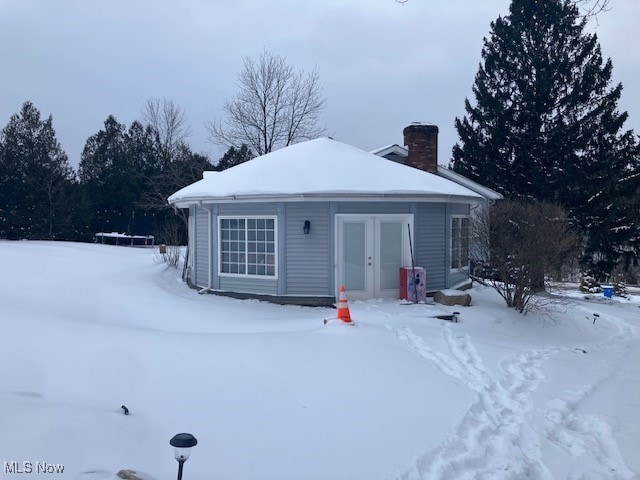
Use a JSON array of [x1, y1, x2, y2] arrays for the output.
[[170, 433, 198, 480]]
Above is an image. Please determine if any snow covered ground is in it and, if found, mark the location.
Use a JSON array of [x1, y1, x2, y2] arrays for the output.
[[0, 241, 638, 480]]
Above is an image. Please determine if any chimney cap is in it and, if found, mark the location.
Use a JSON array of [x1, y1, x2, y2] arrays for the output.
[[404, 123, 439, 135]]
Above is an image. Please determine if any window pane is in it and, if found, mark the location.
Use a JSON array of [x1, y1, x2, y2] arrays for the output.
[[219, 216, 276, 277], [343, 222, 365, 291], [380, 222, 402, 290], [451, 216, 469, 269]]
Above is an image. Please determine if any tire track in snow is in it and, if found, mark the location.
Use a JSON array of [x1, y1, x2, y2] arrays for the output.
[[391, 323, 556, 479]]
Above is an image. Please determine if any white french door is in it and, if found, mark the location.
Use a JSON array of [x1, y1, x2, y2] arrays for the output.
[[336, 214, 413, 300]]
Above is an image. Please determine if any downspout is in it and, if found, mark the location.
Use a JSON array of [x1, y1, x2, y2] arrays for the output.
[[198, 202, 213, 291]]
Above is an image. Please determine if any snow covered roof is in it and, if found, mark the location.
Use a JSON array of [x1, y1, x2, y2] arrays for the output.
[[168, 138, 483, 207], [437, 166, 503, 201], [369, 144, 408, 157], [370, 144, 503, 201]]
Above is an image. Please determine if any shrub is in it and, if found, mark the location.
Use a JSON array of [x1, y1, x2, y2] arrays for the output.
[[472, 200, 578, 314]]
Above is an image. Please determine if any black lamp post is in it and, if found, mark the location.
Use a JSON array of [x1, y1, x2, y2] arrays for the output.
[[170, 433, 198, 480]]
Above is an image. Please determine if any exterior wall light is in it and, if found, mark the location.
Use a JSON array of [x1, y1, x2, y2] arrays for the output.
[[303, 220, 311, 234]]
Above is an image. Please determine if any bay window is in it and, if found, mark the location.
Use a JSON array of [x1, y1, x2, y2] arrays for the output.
[[219, 217, 277, 277]]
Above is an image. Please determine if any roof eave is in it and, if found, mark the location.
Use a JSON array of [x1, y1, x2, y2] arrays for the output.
[[437, 167, 504, 200], [169, 192, 484, 208]]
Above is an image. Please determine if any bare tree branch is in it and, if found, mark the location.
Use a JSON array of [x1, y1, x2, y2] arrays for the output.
[[574, 0, 611, 19], [207, 50, 327, 156], [141, 98, 192, 161], [394, 0, 611, 19], [472, 200, 579, 314]]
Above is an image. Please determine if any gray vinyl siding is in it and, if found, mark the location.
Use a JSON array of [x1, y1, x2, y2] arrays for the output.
[[451, 203, 470, 215], [194, 206, 210, 287], [218, 203, 277, 216], [216, 202, 279, 295], [415, 203, 446, 291], [219, 276, 278, 295], [336, 202, 412, 214], [189, 198, 473, 298], [284, 202, 331, 295], [449, 270, 470, 289], [382, 153, 407, 165]]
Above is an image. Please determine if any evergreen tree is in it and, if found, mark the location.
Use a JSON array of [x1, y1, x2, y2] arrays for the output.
[[0, 101, 77, 239], [78, 116, 160, 235], [78, 115, 127, 234], [452, 0, 640, 275], [216, 144, 254, 170]]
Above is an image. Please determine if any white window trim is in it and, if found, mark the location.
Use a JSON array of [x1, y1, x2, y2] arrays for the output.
[[217, 215, 279, 280], [450, 214, 470, 273]]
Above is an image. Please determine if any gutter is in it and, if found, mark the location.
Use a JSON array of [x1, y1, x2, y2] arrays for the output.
[[197, 201, 213, 290], [171, 192, 484, 207]]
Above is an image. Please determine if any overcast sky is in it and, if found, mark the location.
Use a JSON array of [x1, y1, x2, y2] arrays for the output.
[[1, 0, 638, 169]]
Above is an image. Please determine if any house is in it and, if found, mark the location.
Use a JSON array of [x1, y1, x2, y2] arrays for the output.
[[168, 124, 494, 305]]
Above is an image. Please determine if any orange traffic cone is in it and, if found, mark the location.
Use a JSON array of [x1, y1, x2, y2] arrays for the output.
[[337, 285, 352, 323]]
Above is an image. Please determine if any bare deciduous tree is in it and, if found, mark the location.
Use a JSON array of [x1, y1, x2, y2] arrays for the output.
[[394, 0, 611, 19], [207, 50, 327, 156], [574, 0, 611, 18], [139, 98, 203, 230], [472, 200, 578, 314], [141, 98, 192, 161], [138, 144, 212, 227]]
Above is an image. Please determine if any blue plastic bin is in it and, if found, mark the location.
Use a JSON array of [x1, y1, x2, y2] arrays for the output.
[[602, 285, 614, 298]]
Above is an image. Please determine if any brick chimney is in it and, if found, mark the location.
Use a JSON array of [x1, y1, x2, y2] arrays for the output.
[[403, 123, 438, 174]]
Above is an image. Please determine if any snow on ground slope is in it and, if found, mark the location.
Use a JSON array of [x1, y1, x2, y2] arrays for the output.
[[0, 241, 638, 479]]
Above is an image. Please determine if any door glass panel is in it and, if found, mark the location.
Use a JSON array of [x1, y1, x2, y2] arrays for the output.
[[343, 222, 366, 291], [379, 221, 403, 291]]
